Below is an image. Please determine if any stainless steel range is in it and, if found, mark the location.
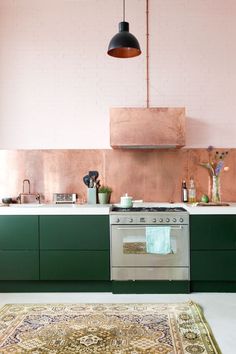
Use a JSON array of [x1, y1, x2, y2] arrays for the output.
[[110, 206, 189, 281]]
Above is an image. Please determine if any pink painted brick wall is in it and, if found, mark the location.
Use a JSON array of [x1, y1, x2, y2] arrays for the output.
[[0, 0, 236, 149]]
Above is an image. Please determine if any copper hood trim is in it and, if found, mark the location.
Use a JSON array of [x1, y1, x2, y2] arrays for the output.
[[111, 145, 180, 149]]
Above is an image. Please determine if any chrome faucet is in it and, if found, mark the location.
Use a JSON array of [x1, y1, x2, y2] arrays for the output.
[[22, 179, 31, 194]]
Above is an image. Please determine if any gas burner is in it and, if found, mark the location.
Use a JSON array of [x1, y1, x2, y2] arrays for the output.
[[111, 206, 186, 212], [112, 207, 145, 212]]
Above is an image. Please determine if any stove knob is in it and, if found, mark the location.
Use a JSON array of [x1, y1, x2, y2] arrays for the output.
[[116, 218, 120, 223], [129, 218, 133, 223], [166, 218, 170, 222], [152, 218, 157, 222], [179, 218, 184, 223], [172, 218, 177, 222], [159, 218, 163, 222]]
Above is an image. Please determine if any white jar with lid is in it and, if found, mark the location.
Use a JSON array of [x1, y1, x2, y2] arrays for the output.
[[120, 193, 133, 208]]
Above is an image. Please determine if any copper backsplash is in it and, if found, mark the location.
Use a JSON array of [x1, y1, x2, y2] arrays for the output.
[[0, 149, 235, 203]]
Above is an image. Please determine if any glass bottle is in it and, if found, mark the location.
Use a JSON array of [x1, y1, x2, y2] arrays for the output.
[[181, 180, 188, 202], [188, 177, 196, 203]]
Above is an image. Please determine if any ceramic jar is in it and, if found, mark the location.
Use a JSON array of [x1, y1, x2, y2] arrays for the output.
[[120, 193, 133, 208]]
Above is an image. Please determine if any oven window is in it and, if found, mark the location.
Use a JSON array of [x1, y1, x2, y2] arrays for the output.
[[123, 236, 146, 254], [120, 226, 179, 255]]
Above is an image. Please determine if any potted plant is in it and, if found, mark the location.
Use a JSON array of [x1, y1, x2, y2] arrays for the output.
[[98, 185, 112, 204]]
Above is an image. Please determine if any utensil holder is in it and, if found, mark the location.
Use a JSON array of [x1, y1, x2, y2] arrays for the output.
[[87, 188, 97, 204]]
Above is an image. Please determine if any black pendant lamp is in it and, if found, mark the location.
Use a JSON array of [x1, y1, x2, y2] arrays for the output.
[[107, 0, 141, 58]]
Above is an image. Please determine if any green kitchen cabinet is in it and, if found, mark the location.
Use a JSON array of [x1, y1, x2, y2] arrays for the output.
[[0, 251, 39, 280], [0, 216, 38, 249], [190, 215, 236, 250], [191, 251, 236, 281], [190, 215, 236, 291], [40, 215, 109, 250], [39, 215, 110, 281], [40, 250, 110, 280], [0, 216, 39, 280]]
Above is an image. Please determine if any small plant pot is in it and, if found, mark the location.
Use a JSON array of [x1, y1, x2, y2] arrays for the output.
[[98, 192, 109, 204]]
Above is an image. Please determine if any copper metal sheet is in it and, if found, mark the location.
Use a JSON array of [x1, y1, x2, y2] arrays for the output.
[[0, 148, 234, 204], [110, 107, 186, 148]]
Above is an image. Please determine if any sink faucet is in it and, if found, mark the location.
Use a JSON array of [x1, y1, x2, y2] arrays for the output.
[[17, 179, 40, 204], [22, 179, 31, 194]]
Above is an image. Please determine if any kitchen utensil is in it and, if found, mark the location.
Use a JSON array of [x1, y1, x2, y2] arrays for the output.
[[83, 175, 90, 187], [89, 177, 94, 188], [96, 179, 101, 189], [120, 193, 133, 208], [89, 171, 99, 180]]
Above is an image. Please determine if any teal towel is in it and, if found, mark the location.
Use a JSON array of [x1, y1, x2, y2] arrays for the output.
[[146, 226, 172, 254]]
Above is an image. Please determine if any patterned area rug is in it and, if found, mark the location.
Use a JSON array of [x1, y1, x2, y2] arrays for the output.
[[0, 302, 221, 353]]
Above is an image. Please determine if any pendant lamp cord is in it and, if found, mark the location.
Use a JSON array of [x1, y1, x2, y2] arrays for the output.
[[123, 0, 126, 21], [146, 0, 150, 108]]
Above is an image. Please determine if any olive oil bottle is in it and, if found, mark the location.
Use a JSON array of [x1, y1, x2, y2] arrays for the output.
[[188, 177, 196, 203]]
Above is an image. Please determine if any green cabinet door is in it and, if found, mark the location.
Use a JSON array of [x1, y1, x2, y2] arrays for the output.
[[191, 251, 236, 281], [40, 250, 110, 280], [40, 216, 109, 250], [0, 251, 39, 280], [0, 216, 39, 280], [40, 215, 110, 281], [191, 215, 236, 287], [190, 215, 236, 250], [0, 216, 39, 249]]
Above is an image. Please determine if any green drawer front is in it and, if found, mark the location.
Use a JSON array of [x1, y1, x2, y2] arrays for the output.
[[0, 216, 39, 250], [40, 250, 110, 280], [191, 250, 236, 281], [190, 215, 236, 250], [40, 216, 109, 250], [0, 251, 39, 280]]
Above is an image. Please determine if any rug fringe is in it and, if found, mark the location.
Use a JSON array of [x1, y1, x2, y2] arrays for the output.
[[188, 301, 222, 354]]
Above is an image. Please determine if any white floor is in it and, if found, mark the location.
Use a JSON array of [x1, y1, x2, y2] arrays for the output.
[[0, 292, 235, 353]]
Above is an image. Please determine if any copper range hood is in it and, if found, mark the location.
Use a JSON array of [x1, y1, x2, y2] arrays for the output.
[[110, 107, 186, 149]]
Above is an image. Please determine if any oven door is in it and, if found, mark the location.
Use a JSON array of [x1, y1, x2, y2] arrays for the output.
[[111, 224, 189, 280]]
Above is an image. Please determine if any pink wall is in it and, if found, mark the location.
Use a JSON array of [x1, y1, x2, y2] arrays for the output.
[[0, 0, 236, 149]]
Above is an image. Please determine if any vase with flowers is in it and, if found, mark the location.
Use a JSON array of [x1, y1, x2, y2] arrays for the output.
[[200, 146, 229, 203]]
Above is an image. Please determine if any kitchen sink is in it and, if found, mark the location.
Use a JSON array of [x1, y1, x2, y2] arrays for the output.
[[6, 203, 108, 208], [8, 204, 82, 207], [8, 204, 45, 207]]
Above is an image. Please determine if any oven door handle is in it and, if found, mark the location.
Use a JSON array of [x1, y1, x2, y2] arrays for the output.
[[115, 226, 183, 231]]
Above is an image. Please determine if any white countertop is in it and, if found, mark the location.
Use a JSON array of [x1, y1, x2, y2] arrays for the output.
[[131, 202, 236, 215], [0, 204, 111, 215], [184, 203, 236, 215], [0, 202, 236, 215]]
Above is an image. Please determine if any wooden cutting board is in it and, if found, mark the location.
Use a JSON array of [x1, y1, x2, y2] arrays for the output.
[[196, 202, 230, 206]]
